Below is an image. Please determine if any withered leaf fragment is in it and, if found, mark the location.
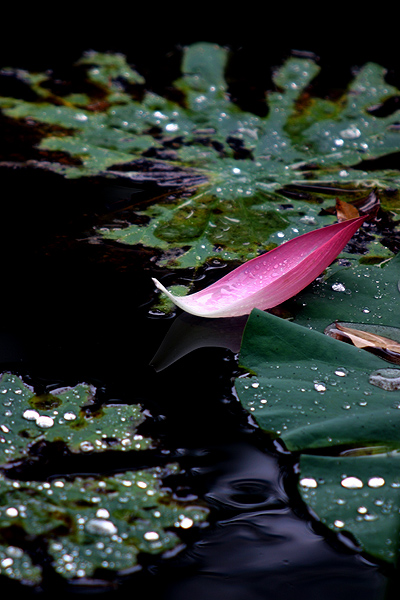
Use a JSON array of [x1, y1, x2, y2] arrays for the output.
[[335, 199, 360, 222], [335, 323, 400, 355]]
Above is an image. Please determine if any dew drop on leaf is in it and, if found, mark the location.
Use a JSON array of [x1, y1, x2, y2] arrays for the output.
[[335, 369, 348, 377], [85, 519, 118, 536], [80, 441, 94, 452], [368, 477, 385, 488], [332, 283, 346, 292], [143, 531, 160, 541], [369, 368, 400, 391], [63, 412, 77, 421], [36, 416, 54, 429], [22, 409, 40, 421], [299, 477, 318, 488], [314, 383, 326, 392], [334, 520, 345, 528], [341, 476, 363, 489]]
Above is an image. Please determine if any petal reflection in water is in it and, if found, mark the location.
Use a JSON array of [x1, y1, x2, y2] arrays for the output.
[[150, 313, 247, 371]]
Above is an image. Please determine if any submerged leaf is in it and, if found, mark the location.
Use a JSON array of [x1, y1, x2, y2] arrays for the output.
[[153, 215, 367, 318]]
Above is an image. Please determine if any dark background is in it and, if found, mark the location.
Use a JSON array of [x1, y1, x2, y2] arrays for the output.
[[1, 6, 397, 73]]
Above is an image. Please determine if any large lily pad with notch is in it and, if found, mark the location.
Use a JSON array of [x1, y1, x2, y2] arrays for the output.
[[235, 302, 400, 563], [0, 373, 151, 465], [235, 309, 400, 452], [0, 466, 208, 582], [1, 45, 400, 269]]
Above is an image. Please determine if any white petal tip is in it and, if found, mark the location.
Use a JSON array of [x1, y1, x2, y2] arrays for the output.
[[152, 277, 183, 306], [152, 277, 163, 291]]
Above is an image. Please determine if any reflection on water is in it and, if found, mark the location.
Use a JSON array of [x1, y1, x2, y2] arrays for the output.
[[151, 312, 247, 371]]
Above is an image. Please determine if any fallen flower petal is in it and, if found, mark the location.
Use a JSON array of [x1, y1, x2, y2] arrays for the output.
[[152, 215, 367, 318]]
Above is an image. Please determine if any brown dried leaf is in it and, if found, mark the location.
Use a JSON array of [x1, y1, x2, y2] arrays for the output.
[[335, 199, 360, 222], [335, 323, 400, 354]]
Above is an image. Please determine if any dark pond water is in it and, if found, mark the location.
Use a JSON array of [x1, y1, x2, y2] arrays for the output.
[[0, 23, 399, 598], [0, 164, 391, 599]]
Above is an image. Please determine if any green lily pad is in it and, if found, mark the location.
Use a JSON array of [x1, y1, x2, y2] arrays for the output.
[[77, 50, 145, 90], [235, 301, 400, 563], [0, 543, 42, 585], [0, 373, 151, 465], [293, 249, 400, 332], [299, 453, 400, 563], [236, 309, 400, 452], [2, 44, 400, 269], [0, 467, 208, 582]]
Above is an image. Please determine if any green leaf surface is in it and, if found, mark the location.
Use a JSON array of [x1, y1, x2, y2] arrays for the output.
[[0, 467, 208, 582], [0, 373, 151, 466], [77, 51, 145, 88], [2, 44, 400, 269], [235, 300, 400, 563], [299, 453, 400, 563], [0, 543, 42, 585], [293, 250, 400, 332], [236, 309, 400, 452]]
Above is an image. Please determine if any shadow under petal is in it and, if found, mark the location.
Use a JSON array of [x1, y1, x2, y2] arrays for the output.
[[150, 313, 248, 372]]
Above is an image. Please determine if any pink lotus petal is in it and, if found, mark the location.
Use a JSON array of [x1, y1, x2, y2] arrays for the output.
[[153, 215, 367, 318]]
